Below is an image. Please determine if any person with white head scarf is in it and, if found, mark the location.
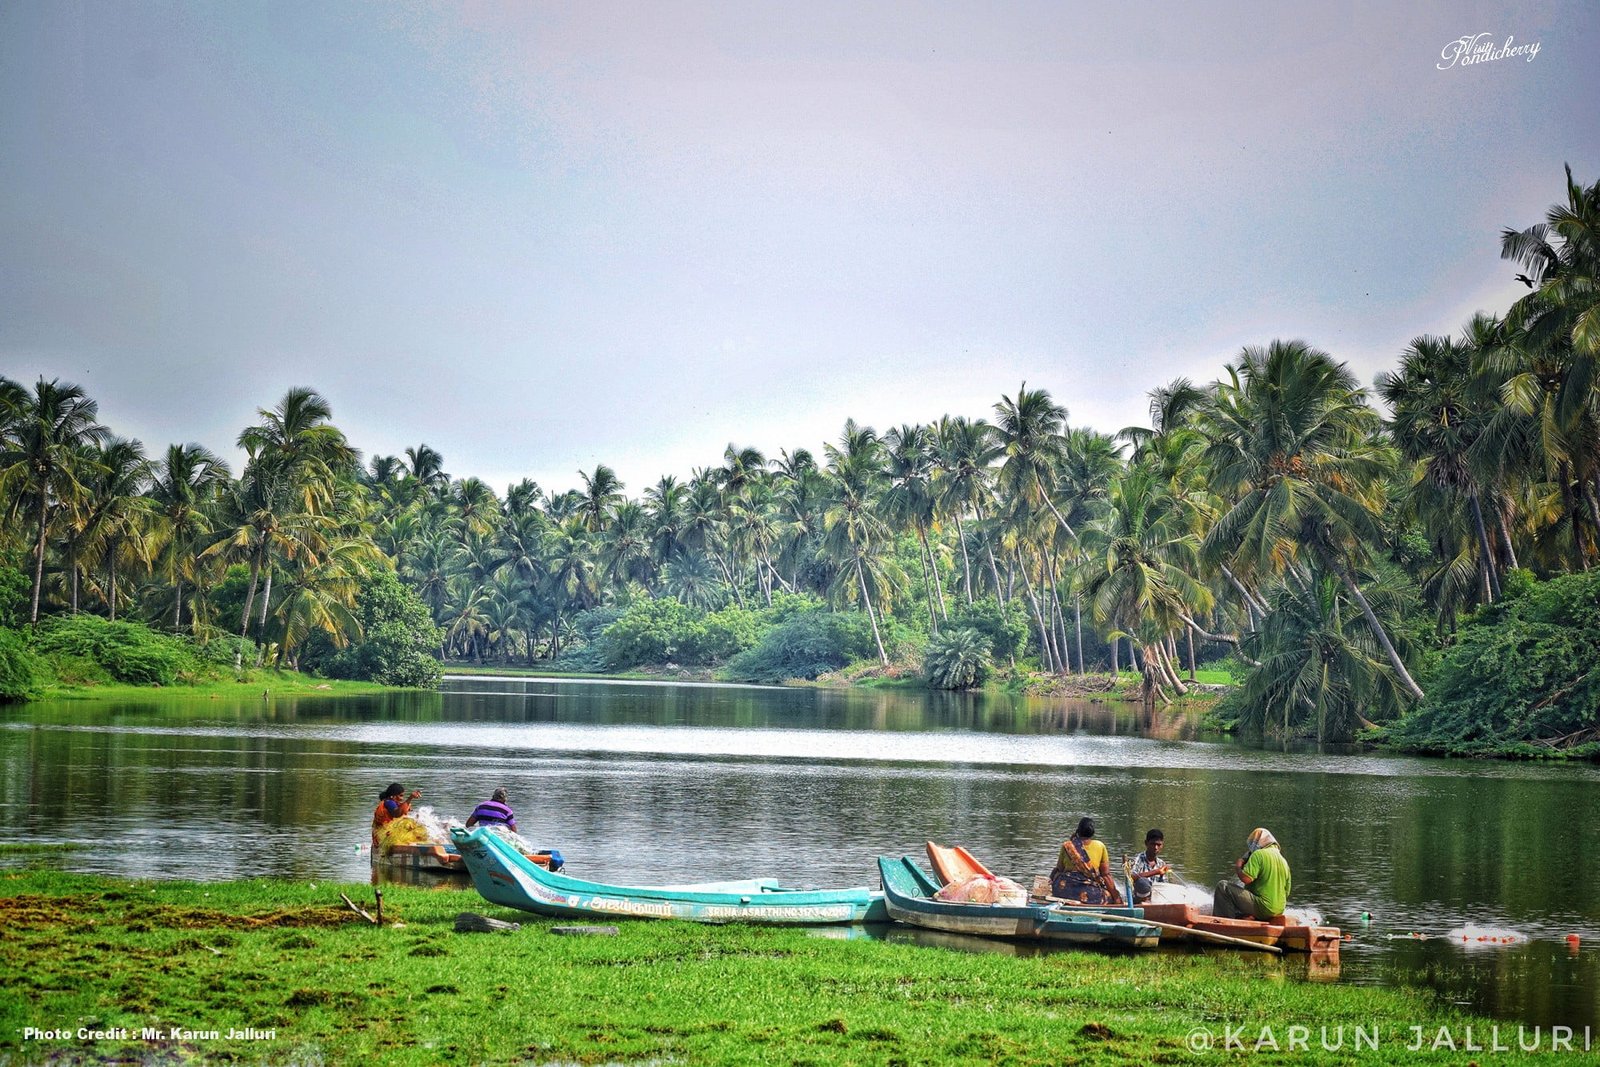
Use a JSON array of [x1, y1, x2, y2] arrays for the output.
[[1212, 827, 1292, 921]]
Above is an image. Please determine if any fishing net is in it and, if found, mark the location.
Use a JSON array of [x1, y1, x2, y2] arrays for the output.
[[376, 817, 432, 854], [934, 874, 1029, 906]]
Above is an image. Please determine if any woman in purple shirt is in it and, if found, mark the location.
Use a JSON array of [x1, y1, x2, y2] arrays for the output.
[[466, 788, 517, 833]]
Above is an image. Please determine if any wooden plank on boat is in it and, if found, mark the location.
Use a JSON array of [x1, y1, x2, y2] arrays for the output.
[[926, 841, 995, 884]]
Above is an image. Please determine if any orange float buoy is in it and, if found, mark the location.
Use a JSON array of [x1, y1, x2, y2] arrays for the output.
[[1567, 934, 1581, 948]]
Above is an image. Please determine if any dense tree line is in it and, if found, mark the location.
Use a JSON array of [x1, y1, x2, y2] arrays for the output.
[[2, 168, 1597, 746]]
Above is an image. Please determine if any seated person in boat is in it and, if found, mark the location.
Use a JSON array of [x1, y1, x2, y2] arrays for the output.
[[466, 788, 518, 833], [1212, 827, 1291, 921], [1130, 828, 1172, 904], [1049, 817, 1125, 905], [372, 782, 422, 843]]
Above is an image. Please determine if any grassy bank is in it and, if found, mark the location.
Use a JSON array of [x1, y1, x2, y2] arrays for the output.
[[0, 866, 1557, 1066], [33, 670, 397, 703]]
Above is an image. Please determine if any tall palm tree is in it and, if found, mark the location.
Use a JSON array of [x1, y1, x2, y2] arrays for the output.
[[933, 415, 1002, 603], [149, 443, 231, 630], [79, 437, 153, 621], [994, 384, 1078, 538], [822, 420, 891, 665], [576, 465, 624, 534], [0, 377, 110, 623], [1200, 341, 1425, 700], [1378, 334, 1502, 606], [883, 423, 945, 630]]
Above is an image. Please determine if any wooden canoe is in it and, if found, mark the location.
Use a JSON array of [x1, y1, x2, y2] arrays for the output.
[[1136, 903, 1340, 954], [878, 856, 1160, 949], [450, 827, 888, 925], [376, 840, 558, 876]]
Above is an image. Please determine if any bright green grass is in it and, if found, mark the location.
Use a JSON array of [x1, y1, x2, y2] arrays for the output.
[[34, 670, 395, 702], [0, 869, 1557, 1065]]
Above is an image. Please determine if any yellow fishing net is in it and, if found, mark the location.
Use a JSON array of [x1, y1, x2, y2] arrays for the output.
[[376, 817, 431, 855]]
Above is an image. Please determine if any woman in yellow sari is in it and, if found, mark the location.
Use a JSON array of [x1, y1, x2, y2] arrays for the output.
[[1048, 817, 1125, 905]]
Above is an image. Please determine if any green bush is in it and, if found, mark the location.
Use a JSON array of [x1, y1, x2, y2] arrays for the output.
[[322, 572, 442, 688], [722, 609, 878, 683], [0, 554, 29, 629], [1390, 569, 1600, 755], [603, 598, 708, 668], [0, 627, 46, 702], [30, 616, 204, 686], [923, 627, 992, 689], [701, 607, 763, 662], [944, 598, 1029, 662]]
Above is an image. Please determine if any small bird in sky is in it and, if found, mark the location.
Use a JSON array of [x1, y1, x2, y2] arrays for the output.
[[1515, 273, 1536, 288]]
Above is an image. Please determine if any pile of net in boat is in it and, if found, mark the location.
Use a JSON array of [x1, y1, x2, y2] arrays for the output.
[[935, 874, 1029, 906]]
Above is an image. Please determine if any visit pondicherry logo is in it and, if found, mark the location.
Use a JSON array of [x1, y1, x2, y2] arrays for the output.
[[1438, 32, 1541, 70]]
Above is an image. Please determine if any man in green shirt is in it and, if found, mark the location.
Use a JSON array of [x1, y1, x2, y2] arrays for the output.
[[1212, 827, 1291, 921]]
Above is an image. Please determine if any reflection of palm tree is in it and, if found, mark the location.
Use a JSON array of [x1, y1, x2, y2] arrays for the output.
[[1200, 341, 1425, 701], [0, 377, 109, 623]]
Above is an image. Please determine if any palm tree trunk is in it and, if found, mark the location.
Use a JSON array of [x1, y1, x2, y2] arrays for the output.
[[31, 497, 51, 625], [107, 551, 118, 621], [923, 528, 948, 621], [174, 577, 184, 631], [853, 554, 889, 666], [1074, 596, 1085, 676], [1497, 511, 1519, 570], [1219, 563, 1267, 621], [236, 547, 263, 670], [1185, 626, 1196, 681], [914, 528, 937, 634], [952, 512, 974, 605], [1018, 575, 1054, 672], [1334, 562, 1425, 701], [1033, 471, 1076, 539], [1467, 492, 1501, 601], [255, 567, 274, 668]]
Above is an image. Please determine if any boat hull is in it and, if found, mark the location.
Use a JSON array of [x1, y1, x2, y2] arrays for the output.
[[879, 857, 1159, 949], [450, 827, 887, 925]]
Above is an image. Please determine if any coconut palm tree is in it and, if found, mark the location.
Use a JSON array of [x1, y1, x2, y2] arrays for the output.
[[576, 465, 624, 534], [1378, 334, 1502, 608], [149, 443, 231, 630], [882, 423, 946, 630], [994, 384, 1079, 538], [932, 415, 1002, 604], [1200, 340, 1425, 700], [821, 420, 891, 665], [0, 377, 110, 623], [78, 436, 154, 621]]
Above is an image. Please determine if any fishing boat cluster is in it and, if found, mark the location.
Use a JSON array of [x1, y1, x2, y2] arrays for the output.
[[430, 825, 1343, 957]]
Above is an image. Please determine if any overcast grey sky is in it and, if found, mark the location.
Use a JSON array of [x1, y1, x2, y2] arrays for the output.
[[3, 1, 1597, 497]]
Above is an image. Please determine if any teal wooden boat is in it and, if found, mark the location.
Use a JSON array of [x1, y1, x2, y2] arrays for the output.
[[877, 856, 1160, 949], [451, 827, 888, 925]]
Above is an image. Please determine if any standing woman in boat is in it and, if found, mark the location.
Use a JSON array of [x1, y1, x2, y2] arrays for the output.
[[1049, 817, 1125, 905], [371, 782, 421, 844]]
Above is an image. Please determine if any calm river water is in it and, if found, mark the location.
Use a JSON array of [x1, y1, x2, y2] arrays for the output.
[[2, 675, 1595, 1029]]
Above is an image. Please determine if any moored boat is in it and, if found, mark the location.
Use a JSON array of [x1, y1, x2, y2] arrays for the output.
[[450, 826, 888, 925], [878, 856, 1160, 949]]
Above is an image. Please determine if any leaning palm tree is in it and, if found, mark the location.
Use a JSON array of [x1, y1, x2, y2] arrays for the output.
[[1199, 340, 1425, 701], [0, 377, 110, 623]]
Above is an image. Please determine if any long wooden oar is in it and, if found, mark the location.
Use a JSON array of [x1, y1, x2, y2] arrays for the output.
[[1065, 909, 1284, 954]]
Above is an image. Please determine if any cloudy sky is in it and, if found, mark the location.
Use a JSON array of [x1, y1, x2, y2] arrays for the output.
[[3, 1, 1597, 497]]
